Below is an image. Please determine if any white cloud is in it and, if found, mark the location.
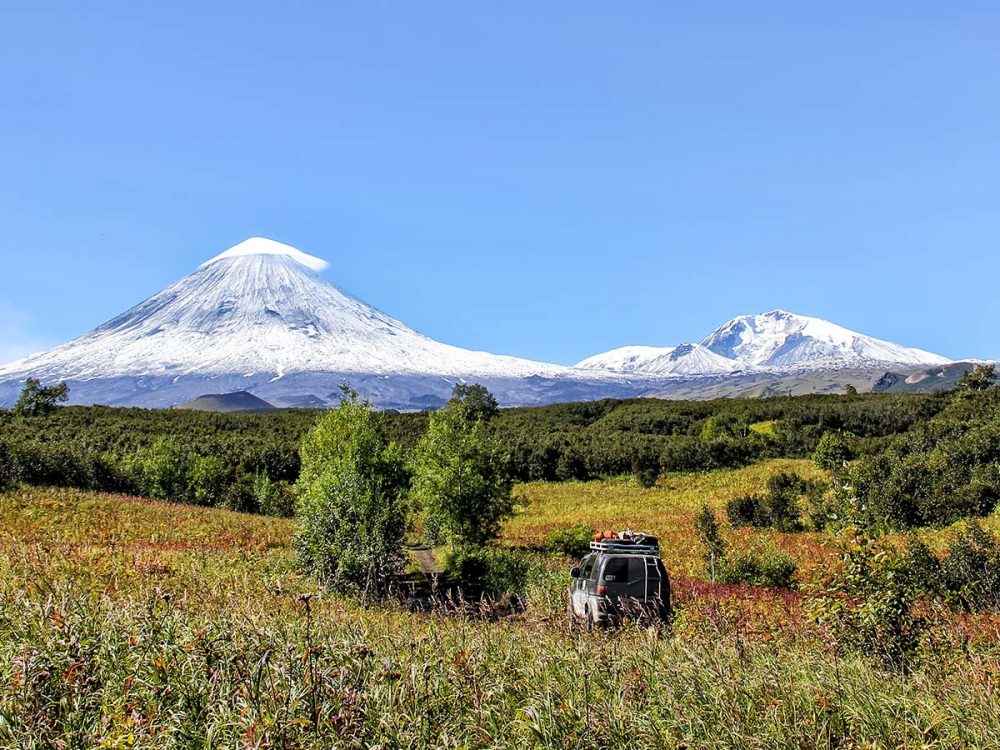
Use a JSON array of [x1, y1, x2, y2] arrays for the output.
[[0, 302, 52, 365]]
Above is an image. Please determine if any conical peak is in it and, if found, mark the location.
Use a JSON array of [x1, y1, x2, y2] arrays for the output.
[[199, 237, 329, 272]]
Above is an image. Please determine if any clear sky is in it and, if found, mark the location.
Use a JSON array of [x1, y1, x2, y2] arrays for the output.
[[1, 1, 998, 365]]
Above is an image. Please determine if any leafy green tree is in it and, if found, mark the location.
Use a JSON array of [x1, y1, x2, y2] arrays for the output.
[[410, 400, 514, 548], [449, 383, 500, 423], [813, 431, 852, 473], [295, 394, 409, 593], [14, 378, 69, 416], [134, 438, 190, 501], [958, 364, 997, 392], [694, 504, 726, 582]]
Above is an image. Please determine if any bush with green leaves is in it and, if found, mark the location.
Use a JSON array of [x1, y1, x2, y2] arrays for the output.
[[294, 395, 409, 594], [900, 534, 946, 599], [253, 471, 295, 518], [410, 400, 514, 549], [726, 471, 814, 531], [726, 493, 767, 528], [719, 544, 798, 589], [811, 534, 925, 671], [813, 431, 853, 473], [0, 440, 20, 491], [846, 395, 1000, 530], [442, 545, 530, 598], [636, 467, 659, 488], [543, 523, 594, 558], [940, 521, 1000, 612]]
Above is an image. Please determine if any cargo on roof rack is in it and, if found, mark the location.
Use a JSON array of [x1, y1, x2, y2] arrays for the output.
[[588, 539, 660, 555], [588, 530, 660, 555]]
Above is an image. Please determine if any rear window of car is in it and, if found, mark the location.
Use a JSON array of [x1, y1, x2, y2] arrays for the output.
[[602, 557, 628, 582]]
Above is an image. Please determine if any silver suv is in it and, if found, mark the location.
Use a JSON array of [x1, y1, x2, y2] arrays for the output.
[[569, 533, 671, 629]]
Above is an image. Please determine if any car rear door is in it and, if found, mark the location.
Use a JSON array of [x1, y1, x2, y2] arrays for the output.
[[599, 556, 630, 614], [571, 555, 595, 615]]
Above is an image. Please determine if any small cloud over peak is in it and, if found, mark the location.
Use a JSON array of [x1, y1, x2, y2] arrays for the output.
[[199, 237, 329, 272]]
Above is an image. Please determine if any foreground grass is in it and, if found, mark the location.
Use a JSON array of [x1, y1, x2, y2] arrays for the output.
[[3, 484, 1000, 748]]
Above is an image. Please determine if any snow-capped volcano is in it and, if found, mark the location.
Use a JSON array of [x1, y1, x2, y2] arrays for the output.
[[0, 238, 626, 408], [577, 343, 740, 376], [701, 309, 950, 369], [577, 309, 950, 378]]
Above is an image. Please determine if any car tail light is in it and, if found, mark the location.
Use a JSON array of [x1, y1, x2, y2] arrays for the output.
[[596, 584, 607, 595]]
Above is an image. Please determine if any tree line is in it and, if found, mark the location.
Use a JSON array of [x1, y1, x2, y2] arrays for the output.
[[1, 371, 996, 533]]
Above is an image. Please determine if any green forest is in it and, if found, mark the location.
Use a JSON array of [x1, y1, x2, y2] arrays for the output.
[[2, 377, 999, 534]]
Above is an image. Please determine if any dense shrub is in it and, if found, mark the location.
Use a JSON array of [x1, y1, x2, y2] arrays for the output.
[[900, 535, 946, 599], [726, 472, 814, 531], [253, 472, 295, 517], [443, 545, 530, 598], [636, 467, 658, 488], [813, 431, 853, 473], [847, 393, 1000, 529], [0, 441, 20, 491], [726, 494, 765, 528], [811, 535, 925, 671], [719, 545, 798, 589], [295, 397, 409, 594], [940, 521, 1000, 611], [897, 523, 1000, 612], [543, 524, 595, 558]]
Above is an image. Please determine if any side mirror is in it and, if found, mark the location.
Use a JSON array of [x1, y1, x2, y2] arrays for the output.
[[570, 567, 581, 579]]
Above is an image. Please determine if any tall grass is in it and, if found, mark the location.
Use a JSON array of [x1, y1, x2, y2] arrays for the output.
[[3, 482, 1000, 747]]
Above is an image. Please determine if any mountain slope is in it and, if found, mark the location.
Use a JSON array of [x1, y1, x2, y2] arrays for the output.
[[701, 309, 949, 369], [0, 238, 628, 408], [0, 238, 577, 381], [577, 343, 741, 376]]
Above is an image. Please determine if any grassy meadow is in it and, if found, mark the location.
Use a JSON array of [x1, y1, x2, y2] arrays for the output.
[[4, 463, 1000, 748], [511, 459, 830, 578]]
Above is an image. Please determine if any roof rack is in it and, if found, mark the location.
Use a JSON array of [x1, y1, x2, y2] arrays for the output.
[[589, 539, 660, 555]]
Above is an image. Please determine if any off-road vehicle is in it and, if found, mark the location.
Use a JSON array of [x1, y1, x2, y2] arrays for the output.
[[569, 531, 671, 629]]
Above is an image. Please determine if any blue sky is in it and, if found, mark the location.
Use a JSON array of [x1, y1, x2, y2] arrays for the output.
[[1, 1, 998, 365]]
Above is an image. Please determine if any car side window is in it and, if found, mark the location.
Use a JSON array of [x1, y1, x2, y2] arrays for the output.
[[603, 557, 628, 582], [580, 555, 596, 581]]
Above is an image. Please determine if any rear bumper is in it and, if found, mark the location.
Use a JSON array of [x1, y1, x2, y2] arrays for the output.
[[589, 597, 670, 623]]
